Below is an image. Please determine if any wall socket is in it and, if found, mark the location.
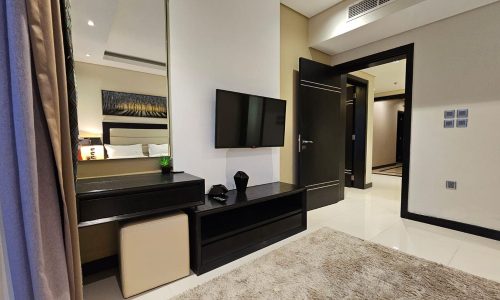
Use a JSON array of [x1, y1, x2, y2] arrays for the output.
[[446, 180, 457, 190]]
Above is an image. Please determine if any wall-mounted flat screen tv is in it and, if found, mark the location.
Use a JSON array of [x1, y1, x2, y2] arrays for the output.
[[215, 89, 286, 148]]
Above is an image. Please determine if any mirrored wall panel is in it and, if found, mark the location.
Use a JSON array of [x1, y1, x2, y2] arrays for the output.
[[71, 0, 170, 161]]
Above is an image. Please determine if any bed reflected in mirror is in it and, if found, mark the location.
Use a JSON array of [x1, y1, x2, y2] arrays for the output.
[[71, 0, 170, 161]]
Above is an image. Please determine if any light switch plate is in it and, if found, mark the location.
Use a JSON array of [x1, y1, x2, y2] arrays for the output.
[[444, 119, 455, 128], [457, 108, 469, 118], [456, 119, 468, 128], [444, 110, 455, 119], [446, 180, 457, 190]]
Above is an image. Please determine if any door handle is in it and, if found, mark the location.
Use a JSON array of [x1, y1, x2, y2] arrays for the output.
[[298, 134, 313, 152]]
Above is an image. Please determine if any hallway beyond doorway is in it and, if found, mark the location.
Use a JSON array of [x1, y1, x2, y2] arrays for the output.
[[373, 163, 403, 177]]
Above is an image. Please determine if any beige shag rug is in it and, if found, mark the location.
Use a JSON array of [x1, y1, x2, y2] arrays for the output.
[[174, 227, 500, 299]]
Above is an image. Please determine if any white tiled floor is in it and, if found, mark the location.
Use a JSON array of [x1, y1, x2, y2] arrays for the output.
[[84, 174, 500, 299]]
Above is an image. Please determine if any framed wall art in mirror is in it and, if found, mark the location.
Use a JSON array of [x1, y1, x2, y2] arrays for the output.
[[102, 91, 168, 119]]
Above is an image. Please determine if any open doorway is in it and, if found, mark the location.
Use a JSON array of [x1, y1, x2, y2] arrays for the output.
[[344, 75, 368, 189], [332, 44, 413, 214], [358, 59, 406, 178], [296, 44, 413, 211]]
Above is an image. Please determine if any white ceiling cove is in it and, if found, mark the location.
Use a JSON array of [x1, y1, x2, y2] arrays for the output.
[[71, 0, 167, 75], [359, 59, 406, 93], [310, 0, 500, 55], [281, 0, 345, 17]]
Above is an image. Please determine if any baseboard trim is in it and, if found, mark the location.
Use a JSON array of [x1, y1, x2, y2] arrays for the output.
[[372, 163, 398, 169], [401, 211, 500, 241], [363, 183, 372, 189]]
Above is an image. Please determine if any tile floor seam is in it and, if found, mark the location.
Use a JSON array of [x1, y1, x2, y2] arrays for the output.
[[367, 218, 402, 241], [446, 245, 461, 266]]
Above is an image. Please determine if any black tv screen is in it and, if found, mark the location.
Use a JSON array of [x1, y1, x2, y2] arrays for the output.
[[215, 89, 286, 148]]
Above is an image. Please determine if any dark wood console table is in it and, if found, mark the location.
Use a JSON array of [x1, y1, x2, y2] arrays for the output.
[[76, 172, 205, 227], [188, 182, 307, 275]]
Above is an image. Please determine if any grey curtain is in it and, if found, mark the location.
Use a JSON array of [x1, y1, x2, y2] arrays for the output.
[[25, 0, 84, 298], [0, 0, 81, 299]]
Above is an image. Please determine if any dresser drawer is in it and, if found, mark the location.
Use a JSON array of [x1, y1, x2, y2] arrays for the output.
[[201, 213, 303, 263], [78, 183, 204, 224]]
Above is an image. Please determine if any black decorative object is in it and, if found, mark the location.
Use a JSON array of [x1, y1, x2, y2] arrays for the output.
[[208, 185, 228, 198], [161, 166, 172, 175], [234, 171, 249, 193]]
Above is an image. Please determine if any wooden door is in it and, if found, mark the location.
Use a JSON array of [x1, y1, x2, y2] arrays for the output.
[[298, 58, 345, 210]]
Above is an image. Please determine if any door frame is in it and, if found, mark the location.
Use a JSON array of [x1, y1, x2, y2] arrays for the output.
[[332, 43, 413, 220], [346, 74, 368, 189], [333, 43, 500, 241], [396, 110, 404, 163]]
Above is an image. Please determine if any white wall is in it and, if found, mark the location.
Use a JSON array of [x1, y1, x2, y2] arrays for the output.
[[331, 2, 500, 231], [169, 0, 280, 191], [373, 100, 404, 167]]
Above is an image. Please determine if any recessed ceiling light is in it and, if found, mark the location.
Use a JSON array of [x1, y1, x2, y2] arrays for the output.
[[87, 20, 95, 27], [85, 53, 91, 57]]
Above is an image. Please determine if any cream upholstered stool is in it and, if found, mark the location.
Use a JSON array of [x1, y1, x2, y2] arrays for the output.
[[119, 212, 189, 298]]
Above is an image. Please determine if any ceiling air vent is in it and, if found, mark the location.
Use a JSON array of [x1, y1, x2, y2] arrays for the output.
[[103, 51, 166, 72], [348, 0, 397, 20]]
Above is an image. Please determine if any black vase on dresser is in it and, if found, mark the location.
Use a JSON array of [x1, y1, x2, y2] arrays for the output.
[[234, 171, 249, 193]]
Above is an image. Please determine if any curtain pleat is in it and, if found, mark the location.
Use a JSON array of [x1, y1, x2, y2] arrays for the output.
[[59, 0, 80, 180], [0, 0, 73, 299], [0, 3, 37, 298], [24, 0, 83, 299]]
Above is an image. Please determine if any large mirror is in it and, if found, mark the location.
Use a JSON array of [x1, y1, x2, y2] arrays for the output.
[[71, 0, 170, 161]]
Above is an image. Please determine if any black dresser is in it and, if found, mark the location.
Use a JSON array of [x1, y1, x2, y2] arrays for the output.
[[76, 172, 205, 227], [187, 182, 307, 274]]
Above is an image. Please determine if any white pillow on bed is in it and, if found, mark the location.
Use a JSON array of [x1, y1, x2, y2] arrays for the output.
[[148, 143, 170, 157], [104, 144, 146, 159]]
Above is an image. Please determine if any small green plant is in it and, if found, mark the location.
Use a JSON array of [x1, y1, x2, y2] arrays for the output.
[[160, 156, 171, 168]]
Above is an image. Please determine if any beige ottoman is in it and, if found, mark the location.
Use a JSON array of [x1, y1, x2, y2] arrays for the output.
[[119, 212, 190, 298]]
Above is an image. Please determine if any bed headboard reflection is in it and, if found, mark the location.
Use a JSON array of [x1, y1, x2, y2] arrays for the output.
[[102, 122, 169, 158]]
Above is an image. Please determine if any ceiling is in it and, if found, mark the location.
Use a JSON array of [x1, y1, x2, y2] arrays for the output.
[[310, 0, 499, 55], [71, 0, 167, 75], [281, 0, 344, 17], [357, 59, 406, 93]]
